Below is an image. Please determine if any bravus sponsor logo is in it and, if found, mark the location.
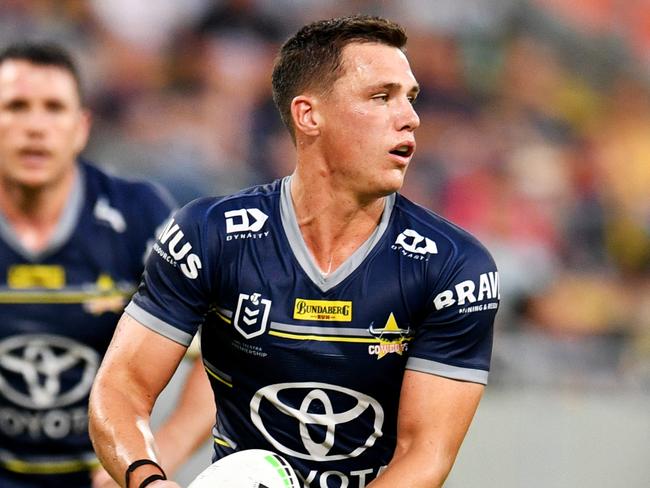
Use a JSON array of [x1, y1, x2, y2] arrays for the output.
[[433, 271, 500, 312], [156, 218, 203, 279]]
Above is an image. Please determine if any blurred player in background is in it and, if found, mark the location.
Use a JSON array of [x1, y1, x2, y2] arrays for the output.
[[89, 15, 499, 488], [0, 43, 214, 488]]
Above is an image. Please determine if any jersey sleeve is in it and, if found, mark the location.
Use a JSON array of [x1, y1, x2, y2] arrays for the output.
[[132, 181, 176, 267], [126, 198, 216, 347], [406, 241, 499, 385]]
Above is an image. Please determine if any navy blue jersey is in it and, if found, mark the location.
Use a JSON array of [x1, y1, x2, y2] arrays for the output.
[[128, 176, 498, 488], [0, 161, 173, 487]]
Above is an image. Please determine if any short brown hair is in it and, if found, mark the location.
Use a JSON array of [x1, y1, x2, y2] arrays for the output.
[[0, 42, 84, 104], [271, 15, 408, 140]]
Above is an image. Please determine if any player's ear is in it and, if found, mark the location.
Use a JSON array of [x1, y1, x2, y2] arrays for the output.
[[73, 108, 92, 154], [290, 95, 321, 137]]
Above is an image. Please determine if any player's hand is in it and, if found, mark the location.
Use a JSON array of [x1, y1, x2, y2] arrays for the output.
[[90, 466, 120, 488]]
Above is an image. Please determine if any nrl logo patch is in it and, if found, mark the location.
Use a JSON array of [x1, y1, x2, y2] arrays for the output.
[[233, 292, 272, 339]]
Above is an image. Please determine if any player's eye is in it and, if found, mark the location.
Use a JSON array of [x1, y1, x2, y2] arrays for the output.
[[3, 99, 28, 112], [371, 93, 389, 103], [45, 100, 66, 112]]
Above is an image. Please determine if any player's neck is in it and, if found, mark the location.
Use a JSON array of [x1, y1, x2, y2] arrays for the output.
[[290, 169, 385, 275], [0, 167, 77, 252]]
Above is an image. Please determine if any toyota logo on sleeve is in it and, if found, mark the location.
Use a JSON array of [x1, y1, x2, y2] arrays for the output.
[[250, 382, 384, 461]]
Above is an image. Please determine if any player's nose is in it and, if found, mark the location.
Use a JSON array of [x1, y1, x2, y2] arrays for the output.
[[24, 109, 48, 136], [396, 98, 420, 132]]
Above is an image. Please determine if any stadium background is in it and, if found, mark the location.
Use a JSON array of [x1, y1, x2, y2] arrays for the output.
[[1, 1, 648, 486]]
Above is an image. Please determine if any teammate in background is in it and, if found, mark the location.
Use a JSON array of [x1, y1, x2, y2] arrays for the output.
[[90, 15, 499, 488], [0, 43, 214, 488]]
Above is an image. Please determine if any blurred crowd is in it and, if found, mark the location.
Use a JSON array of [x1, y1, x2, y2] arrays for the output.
[[1, 0, 648, 391]]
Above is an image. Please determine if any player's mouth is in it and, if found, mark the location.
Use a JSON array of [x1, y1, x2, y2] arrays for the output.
[[18, 147, 51, 165], [388, 141, 415, 163]]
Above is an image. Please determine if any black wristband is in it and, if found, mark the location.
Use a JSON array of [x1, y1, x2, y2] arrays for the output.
[[125, 459, 166, 488], [139, 473, 166, 488]]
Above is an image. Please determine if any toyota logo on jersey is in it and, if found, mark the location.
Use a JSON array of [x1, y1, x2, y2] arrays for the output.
[[0, 334, 99, 409], [250, 382, 384, 461]]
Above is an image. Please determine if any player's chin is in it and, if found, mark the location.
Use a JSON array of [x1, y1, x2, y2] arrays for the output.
[[380, 170, 406, 194], [9, 170, 53, 189]]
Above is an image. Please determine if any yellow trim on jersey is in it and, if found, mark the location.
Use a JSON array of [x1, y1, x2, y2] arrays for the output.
[[213, 437, 233, 448], [0, 290, 131, 304], [0, 457, 100, 474], [204, 366, 233, 388], [215, 311, 232, 324], [269, 330, 380, 343], [215, 308, 415, 346]]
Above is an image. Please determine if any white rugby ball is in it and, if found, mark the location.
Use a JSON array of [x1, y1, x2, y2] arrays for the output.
[[188, 449, 301, 488]]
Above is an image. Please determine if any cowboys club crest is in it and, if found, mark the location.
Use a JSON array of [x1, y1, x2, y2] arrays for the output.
[[368, 313, 412, 359], [233, 292, 272, 339]]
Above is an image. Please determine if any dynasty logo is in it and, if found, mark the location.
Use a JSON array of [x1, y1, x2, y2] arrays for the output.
[[392, 229, 438, 260], [224, 208, 269, 241]]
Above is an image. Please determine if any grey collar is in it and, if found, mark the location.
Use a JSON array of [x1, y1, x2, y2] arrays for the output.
[[0, 167, 85, 261], [279, 175, 395, 292]]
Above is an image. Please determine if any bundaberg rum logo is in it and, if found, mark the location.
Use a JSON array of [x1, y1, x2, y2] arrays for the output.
[[293, 299, 352, 322]]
